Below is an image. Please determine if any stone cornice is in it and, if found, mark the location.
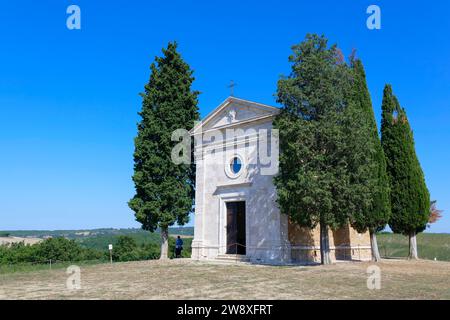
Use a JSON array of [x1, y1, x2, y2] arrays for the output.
[[215, 182, 253, 189], [191, 113, 276, 137]]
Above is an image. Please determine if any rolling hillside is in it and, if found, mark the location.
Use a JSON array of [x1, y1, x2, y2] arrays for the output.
[[1, 227, 194, 251], [2, 228, 449, 261], [377, 233, 450, 261]]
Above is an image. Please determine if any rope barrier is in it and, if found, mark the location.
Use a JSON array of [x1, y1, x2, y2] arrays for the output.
[[192, 242, 372, 262]]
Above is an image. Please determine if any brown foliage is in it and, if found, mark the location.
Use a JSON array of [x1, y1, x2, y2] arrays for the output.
[[429, 200, 443, 224]]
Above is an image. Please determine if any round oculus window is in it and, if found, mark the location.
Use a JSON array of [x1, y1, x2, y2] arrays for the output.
[[230, 157, 242, 174], [225, 155, 244, 178]]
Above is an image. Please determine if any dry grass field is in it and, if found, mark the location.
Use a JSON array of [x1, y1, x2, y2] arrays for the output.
[[0, 236, 42, 246], [0, 259, 449, 300]]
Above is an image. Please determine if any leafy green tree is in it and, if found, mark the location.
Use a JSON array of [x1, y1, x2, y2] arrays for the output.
[[0, 238, 102, 265], [381, 85, 430, 259], [0, 242, 36, 264], [139, 242, 161, 260], [129, 42, 200, 259], [274, 34, 368, 264], [349, 59, 391, 261], [34, 238, 83, 263], [112, 236, 140, 262]]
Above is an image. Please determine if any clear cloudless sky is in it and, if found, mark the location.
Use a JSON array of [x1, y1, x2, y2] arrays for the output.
[[0, 0, 449, 232]]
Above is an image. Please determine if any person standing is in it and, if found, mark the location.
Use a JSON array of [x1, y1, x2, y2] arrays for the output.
[[175, 236, 184, 258]]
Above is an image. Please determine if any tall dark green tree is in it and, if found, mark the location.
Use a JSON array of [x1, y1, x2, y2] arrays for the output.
[[274, 34, 369, 264], [349, 59, 391, 261], [129, 42, 200, 259], [381, 84, 430, 259]]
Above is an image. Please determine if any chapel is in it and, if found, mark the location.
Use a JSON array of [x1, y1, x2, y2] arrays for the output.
[[190, 97, 372, 264]]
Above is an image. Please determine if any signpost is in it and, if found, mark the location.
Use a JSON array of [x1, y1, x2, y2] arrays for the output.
[[108, 244, 113, 264]]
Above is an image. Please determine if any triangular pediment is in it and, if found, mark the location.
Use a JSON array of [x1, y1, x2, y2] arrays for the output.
[[191, 97, 279, 134]]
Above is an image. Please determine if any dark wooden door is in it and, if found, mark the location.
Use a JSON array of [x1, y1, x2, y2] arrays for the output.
[[226, 201, 246, 255]]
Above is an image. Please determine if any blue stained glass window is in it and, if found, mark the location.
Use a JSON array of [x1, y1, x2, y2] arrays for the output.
[[230, 157, 242, 174]]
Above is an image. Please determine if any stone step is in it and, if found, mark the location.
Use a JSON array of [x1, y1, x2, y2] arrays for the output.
[[215, 254, 251, 262]]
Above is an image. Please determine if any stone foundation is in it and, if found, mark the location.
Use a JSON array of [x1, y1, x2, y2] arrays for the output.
[[288, 221, 372, 263], [191, 221, 372, 264]]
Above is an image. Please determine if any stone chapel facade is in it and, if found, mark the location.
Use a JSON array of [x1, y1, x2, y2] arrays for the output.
[[190, 97, 372, 264]]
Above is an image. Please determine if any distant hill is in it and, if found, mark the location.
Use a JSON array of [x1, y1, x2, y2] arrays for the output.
[[3, 228, 449, 262], [0, 236, 43, 246], [0, 227, 194, 251], [1, 227, 194, 239]]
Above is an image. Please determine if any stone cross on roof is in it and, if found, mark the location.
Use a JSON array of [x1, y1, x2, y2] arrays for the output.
[[227, 80, 237, 97]]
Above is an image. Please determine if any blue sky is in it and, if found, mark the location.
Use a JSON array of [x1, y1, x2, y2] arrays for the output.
[[0, 0, 448, 233]]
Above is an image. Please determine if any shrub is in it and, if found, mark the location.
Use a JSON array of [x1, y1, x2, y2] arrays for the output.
[[0, 237, 104, 265]]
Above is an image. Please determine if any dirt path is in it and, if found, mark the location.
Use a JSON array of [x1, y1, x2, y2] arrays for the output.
[[1, 259, 449, 300]]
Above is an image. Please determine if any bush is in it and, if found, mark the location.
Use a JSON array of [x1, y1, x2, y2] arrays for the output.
[[0, 234, 193, 266], [0, 237, 104, 265], [111, 236, 139, 262], [111, 236, 161, 261], [0, 242, 36, 264]]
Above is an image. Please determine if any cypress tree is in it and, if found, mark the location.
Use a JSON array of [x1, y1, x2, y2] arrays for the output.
[[381, 84, 430, 259], [349, 59, 391, 261], [274, 34, 366, 264], [129, 42, 200, 259]]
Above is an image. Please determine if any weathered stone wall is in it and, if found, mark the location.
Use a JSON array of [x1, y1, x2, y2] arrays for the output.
[[191, 99, 290, 263], [288, 220, 372, 263]]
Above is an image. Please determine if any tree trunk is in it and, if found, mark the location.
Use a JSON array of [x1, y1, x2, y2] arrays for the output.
[[160, 227, 169, 260], [370, 231, 381, 262], [409, 231, 418, 260], [320, 223, 332, 265]]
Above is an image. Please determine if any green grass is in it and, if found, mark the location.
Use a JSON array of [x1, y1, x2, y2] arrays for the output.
[[0, 259, 107, 274], [377, 233, 450, 261], [76, 231, 161, 250], [75, 232, 193, 257], [0, 231, 194, 274]]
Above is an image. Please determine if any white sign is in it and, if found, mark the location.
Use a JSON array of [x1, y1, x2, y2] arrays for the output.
[[108, 244, 113, 250]]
